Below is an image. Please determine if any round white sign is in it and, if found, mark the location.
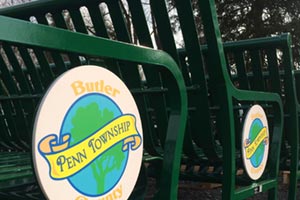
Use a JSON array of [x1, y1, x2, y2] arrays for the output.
[[33, 65, 143, 199], [241, 104, 269, 180]]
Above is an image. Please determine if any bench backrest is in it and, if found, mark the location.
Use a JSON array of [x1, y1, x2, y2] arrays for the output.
[[0, 0, 223, 160]]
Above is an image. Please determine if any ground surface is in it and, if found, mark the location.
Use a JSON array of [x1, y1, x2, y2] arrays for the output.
[[145, 174, 298, 199]]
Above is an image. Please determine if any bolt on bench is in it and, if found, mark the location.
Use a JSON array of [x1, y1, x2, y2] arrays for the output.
[[0, 0, 285, 199]]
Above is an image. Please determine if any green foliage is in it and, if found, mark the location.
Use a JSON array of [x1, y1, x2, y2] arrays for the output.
[[71, 103, 114, 143], [71, 103, 125, 194]]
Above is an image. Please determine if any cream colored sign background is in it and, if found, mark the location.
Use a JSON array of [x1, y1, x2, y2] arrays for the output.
[[241, 104, 269, 180], [33, 66, 143, 199]]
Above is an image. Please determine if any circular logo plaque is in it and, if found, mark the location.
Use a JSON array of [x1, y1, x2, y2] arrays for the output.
[[241, 105, 269, 180], [33, 66, 143, 199]]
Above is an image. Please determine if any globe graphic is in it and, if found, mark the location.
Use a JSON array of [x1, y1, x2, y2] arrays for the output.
[[60, 93, 128, 196], [249, 119, 265, 168]]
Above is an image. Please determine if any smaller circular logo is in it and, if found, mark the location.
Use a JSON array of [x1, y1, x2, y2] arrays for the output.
[[33, 66, 143, 199], [241, 105, 269, 180]]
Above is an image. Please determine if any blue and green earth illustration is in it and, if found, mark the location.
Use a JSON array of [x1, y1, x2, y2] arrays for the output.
[[60, 93, 128, 196], [248, 118, 265, 168]]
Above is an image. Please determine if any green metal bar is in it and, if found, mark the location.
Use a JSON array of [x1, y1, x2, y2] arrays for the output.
[[223, 35, 288, 50], [232, 50, 250, 90], [265, 48, 281, 93], [86, 3, 124, 75], [50, 12, 78, 71], [295, 70, 300, 106], [174, 0, 220, 160], [31, 15, 58, 87], [150, 0, 180, 64], [127, 0, 153, 48], [249, 50, 265, 91], [177, 51, 192, 86], [18, 47, 44, 93], [0, 0, 89, 17], [2, 44, 32, 94], [32, 48, 55, 87], [87, 2, 110, 38], [235, 179, 277, 199], [105, 0, 142, 87], [281, 34, 299, 200], [36, 12, 68, 74], [68, 9, 88, 34]]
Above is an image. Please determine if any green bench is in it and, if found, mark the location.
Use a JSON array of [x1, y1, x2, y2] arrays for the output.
[[220, 34, 300, 200], [0, 15, 188, 199], [186, 32, 299, 200], [0, 0, 285, 199]]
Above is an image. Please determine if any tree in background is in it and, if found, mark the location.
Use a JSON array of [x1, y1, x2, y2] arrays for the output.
[[217, 0, 300, 65], [217, 0, 300, 40], [2, 0, 300, 65], [0, 0, 32, 7], [166, 0, 300, 65]]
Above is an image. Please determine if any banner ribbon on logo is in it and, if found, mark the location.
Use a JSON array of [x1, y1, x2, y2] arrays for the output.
[[38, 114, 141, 179], [245, 127, 268, 159]]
